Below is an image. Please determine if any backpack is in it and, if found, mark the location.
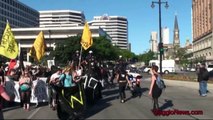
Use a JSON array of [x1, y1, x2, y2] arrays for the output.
[[56, 74, 66, 87], [202, 70, 209, 81], [156, 76, 166, 89], [20, 83, 31, 91]]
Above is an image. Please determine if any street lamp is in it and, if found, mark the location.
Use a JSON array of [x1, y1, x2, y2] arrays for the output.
[[151, 0, 168, 75]]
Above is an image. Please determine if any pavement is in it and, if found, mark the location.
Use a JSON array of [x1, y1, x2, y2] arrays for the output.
[[163, 79, 213, 95], [3, 77, 213, 119]]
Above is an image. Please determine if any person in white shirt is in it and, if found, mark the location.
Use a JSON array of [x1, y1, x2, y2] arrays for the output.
[[48, 68, 62, 110]]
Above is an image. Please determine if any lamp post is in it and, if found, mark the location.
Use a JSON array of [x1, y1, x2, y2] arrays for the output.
[[151, 0, 169, 75]]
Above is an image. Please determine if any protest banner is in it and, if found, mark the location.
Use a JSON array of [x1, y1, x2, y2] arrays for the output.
[[9, 77, 49, 103]]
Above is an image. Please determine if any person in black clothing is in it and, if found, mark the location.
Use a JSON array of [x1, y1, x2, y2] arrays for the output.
[[115, 66, 130, 103], [197, 63, 209, 97], [0, 66, 5, 85], [149, 65, 162, 111], [72, 50, 80, 70], [85, 51, 102, 103], [86, 50, 93, 60]]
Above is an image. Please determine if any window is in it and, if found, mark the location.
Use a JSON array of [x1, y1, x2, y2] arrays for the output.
[[208, 65, 213, 68]]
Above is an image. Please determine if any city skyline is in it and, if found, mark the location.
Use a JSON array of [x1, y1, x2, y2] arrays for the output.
[[19, 0, 192, 55]]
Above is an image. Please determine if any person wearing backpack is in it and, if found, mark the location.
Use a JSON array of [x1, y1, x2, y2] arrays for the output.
[[59, 67, 80, 101], [149, 65, 162, 111], [197, 63, 209, 97]]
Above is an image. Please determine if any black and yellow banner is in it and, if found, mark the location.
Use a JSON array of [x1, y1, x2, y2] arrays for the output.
[[0, 22, 19, 59]]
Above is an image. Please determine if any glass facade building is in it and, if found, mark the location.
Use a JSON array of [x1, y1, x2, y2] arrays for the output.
[[0, 0, 39, 35]]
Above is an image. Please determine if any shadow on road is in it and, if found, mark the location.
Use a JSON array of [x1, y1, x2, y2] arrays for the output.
[[102, 88, 119, 97], [83, 86, 150, 119], [83, 87, 120, 118], [159, 99, 174, 110], [2, 102, 49, 112], [125, 87, 149, 102], [83, 100, 111, 119]]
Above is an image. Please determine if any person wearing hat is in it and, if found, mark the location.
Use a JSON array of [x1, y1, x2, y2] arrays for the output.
[[85, 50, 94, 62], [197, 63, 209, 97]]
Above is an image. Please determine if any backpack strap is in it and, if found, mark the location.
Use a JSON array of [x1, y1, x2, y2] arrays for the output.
[[60, 74, 66, 87]]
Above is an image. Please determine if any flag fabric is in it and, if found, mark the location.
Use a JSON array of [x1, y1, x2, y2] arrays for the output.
[[7, 59, 17, 75], [19, 48, 25, 71], [29, 31, 46, 61], [0, 22, 19, 59], [81, 22, 93, 50]]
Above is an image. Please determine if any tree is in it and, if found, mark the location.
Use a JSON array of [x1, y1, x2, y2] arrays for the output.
[[137, 50, 155, 65], [89, 36, 119, 61], [50, 35, 132, 65], [50, 35, 82, 65]]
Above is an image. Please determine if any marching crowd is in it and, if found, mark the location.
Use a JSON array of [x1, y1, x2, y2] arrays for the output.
[[0, 50, 141, 118], [0, 50, 210, 119]]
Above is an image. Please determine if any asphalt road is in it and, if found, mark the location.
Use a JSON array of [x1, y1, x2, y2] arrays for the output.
[[2, 75, 213, 119]]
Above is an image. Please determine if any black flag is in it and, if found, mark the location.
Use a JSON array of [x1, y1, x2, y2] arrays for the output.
[[19, 48, 25, 71]]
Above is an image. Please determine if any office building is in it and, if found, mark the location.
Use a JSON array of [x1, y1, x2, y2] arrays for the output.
[[89, 14, 129, 50], [12, 26, 109, 61], [39, 10, 85, 27], [0, 0, 39, 35], [162, 27, 169, 44], [192, 0, 213, 64], [150, 31, 158, 53]]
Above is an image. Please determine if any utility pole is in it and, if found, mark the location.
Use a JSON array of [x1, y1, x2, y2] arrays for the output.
[[151, 0, 169, 75]]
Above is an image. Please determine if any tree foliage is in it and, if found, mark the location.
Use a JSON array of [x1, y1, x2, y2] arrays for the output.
[[50, 35, 134, 65], [137, 50, 155, 65]]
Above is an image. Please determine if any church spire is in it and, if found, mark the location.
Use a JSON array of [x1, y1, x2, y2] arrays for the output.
[[173, 14, 180, 46], [174, 15, 179, 30]]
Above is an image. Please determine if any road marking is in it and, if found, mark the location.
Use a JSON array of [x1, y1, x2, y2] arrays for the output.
[[27, 107, 41, 119]]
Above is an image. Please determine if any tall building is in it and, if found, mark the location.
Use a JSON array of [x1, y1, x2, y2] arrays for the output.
[[12, 26, 109, 61], [0, 0, 39, 34], [150, 31, 158, 53], [185, 38, 190, 47], [162, 27, 170, 44], [173, 15, 180, 46], [192, 0, 213, 64], [89, 14, 129, 50], [39, 10, 85, 27]]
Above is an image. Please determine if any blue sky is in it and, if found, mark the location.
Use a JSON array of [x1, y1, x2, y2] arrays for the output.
[[19, 0, 192, 55]]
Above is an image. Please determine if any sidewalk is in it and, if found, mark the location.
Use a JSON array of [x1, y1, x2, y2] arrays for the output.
[[163, 79, 213, 91]]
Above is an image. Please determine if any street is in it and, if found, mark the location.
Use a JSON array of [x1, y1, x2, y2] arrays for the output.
[[2, 75, 213, 119]]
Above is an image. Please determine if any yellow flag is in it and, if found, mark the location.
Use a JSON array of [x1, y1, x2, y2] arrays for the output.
[[81, 22, 93, 50], [0, 22, 19, 59], [29, 31, 46, 61]]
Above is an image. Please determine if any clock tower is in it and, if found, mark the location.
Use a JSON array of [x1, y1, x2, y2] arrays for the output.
[[173, 15, 180, 46]]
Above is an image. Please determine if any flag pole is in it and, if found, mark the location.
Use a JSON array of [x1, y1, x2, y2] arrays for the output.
[[78, 46, 83, 70]]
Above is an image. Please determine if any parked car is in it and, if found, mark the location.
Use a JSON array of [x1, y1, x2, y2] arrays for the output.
[[190, 68, 196, 72], [143, 66, 151, 73], [207, 64, 213, 72]]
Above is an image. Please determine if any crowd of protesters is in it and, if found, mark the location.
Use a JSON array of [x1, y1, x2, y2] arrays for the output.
[[0, 50, 130, 113], [4, 50, 211, 119], [0, 49, 211, 120]]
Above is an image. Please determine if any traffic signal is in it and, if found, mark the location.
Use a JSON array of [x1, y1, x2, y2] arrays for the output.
[[158, 43, 164, 54]]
